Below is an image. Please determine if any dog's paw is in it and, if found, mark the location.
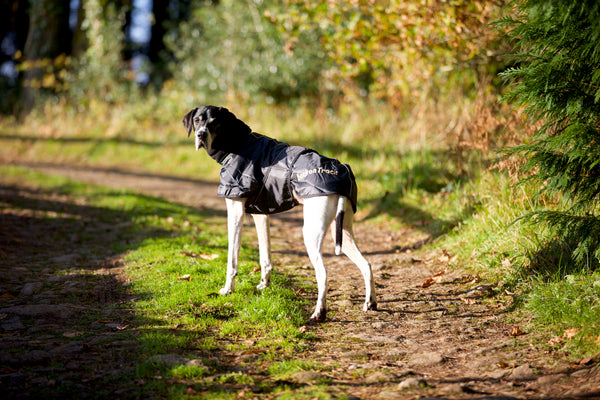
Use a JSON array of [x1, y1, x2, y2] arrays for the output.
[[219, 287, 232, 295], [309, 309, 327, 323], [256, 282, 269, 290], [363, 301, 378, 312]]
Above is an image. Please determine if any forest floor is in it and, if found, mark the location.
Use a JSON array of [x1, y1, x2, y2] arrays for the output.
[[2, 163, 600, 399]]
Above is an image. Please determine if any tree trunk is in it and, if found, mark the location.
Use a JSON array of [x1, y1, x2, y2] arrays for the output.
[[22, 0, 71, 114]]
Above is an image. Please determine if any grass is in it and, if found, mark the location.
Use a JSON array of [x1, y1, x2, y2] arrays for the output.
[[0, 165, 321, 398], [2, 96, 600, 382]]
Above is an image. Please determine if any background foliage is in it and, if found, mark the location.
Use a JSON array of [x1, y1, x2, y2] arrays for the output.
[[273, 0, 509, 106]]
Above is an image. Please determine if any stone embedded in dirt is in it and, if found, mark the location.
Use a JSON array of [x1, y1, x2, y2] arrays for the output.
[[487, 368, 509, 380], [50, 342, 84, 356], [439, 383, 465, 396], [2, 349, 52, 365], [335, 300, 354, 309], [20, 282, 44, 296], [49, 253, 82, 264], [378, 390, 405, 399], [1, 315, 25, 331], [365, 371, 394, 383], [537, 373, 567, 385], [147, 354, 205, 368], [292, 370, 323, 383], [408, 351, 444, 367], [397, 377, 427, 390], [0, 304, 81, 319], [509, 364, 536, 381]]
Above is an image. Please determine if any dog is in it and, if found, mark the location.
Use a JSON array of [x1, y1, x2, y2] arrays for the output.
[[182, 105, 376, 322]]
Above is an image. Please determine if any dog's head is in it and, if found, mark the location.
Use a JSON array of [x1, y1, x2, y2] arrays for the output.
[[182, 106, 251, 154]]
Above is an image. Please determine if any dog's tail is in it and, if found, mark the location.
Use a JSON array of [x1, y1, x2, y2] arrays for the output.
[[334, 196, 346, 256]]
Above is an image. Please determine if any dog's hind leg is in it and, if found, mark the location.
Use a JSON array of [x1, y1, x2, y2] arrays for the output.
[[252, 214, 273, 290], [303, 196, 337, 322], [221, 198, 246, 295], [332, 204, 377, 312]]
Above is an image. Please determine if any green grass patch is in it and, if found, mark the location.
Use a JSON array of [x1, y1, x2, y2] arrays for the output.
[[526, 272, 600, 358], [0, 166, 316, 399]]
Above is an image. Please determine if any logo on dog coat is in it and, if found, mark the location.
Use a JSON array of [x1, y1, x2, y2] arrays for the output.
[[297, 167, 339, 181]]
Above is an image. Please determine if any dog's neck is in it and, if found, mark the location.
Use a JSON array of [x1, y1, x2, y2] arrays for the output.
[[207, 134, 256, 164], [207, 148, 229, 164]]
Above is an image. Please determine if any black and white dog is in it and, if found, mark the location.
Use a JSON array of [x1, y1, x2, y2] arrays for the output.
[[183, 105, 376, 322]]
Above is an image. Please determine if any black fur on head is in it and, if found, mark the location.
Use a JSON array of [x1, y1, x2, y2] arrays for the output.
[[182, 106, 251, 153]]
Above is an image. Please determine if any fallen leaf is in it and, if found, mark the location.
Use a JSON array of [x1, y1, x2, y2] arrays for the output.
[[199, 253, 219, 260], [106, 323, 128, 331], [461, 297, 476, 305], [178, 274, 192, 281], [1, 293, 15, 298], [421, 278, 434, 288], [563, 327, 579, 339], [547, 336, 563, 346], [438, 254, 450, 263], [501, 258, 512, 268], [510, 326, 524, 337]]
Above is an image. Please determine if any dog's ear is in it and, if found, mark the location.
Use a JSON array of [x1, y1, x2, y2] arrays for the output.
[[217, 107, 251, 134], [182, 108, 199, 138]]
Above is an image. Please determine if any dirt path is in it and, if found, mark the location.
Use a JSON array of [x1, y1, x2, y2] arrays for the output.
[[3, 163, 600, 399]]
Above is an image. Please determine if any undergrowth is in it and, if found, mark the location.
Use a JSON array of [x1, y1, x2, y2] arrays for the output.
[[1, 96, 599, 359]]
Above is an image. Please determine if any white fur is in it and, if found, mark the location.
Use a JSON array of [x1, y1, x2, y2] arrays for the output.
[[220, 195, 376, 322]]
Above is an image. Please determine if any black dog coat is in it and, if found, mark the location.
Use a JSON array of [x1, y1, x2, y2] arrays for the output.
[[212, 132, 358, 215]]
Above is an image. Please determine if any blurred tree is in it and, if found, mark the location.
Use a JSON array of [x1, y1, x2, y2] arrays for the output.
[[20, 0, 71, 113], [501, 0, 600, 269], [0, 0, 29, 114], [66, 0, 137, 105], [169, 0, 326, 104], [273, 0, 509, 106], [148, 0, 192, 88]]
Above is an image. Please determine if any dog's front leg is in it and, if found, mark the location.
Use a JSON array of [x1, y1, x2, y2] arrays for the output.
[[220, 198, 246, 295], [252, 214, 273, 290]]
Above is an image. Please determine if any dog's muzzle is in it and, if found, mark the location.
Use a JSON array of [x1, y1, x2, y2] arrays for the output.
[[195, 128, 208, 151]]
